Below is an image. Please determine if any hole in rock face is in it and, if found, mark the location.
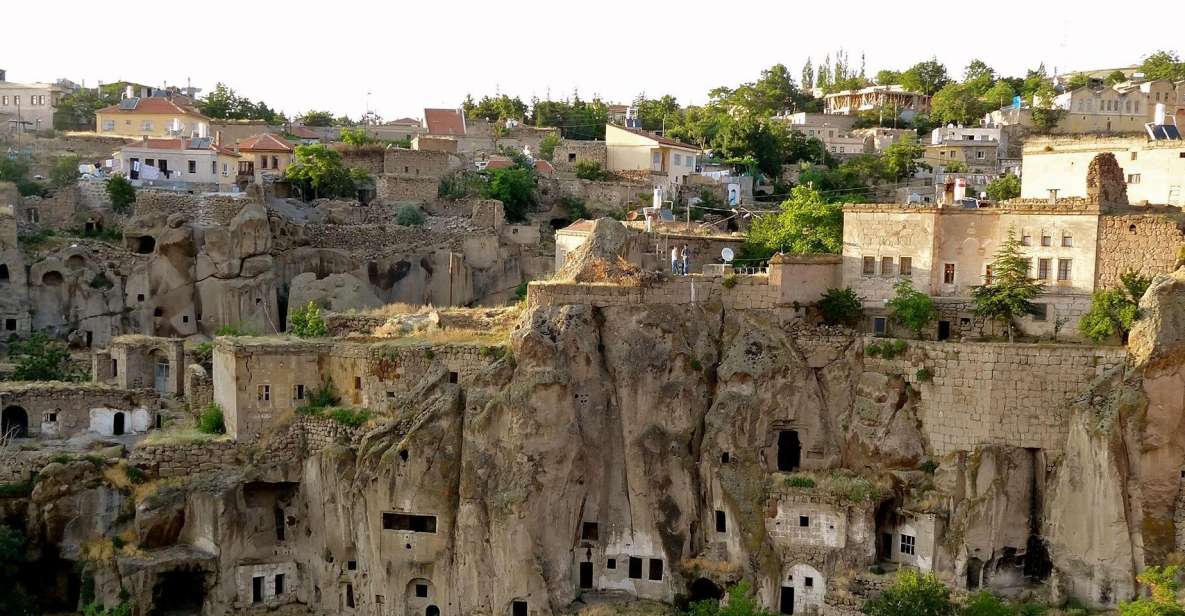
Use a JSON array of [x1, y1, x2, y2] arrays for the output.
[[135, 236, 156, 254], [42, 271, 64, 286], [151, 570, 206, 614], [688, 577, 724, 602]]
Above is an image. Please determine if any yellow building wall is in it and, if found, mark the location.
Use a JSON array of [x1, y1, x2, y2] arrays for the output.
[[97, 111, 209, 137], [605, 125, 658, 172]]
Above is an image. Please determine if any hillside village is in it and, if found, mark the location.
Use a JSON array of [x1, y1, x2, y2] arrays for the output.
[[3, 49, 1185, 616]]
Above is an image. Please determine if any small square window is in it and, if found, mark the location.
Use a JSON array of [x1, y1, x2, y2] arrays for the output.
[[581, 522, 599, 541], [1032, 304, 1048, 322], [881, 256, 893, 277], [295, 384, 305, 400], [347, 560, 357, 571], [607, 558, 616, 569], [258, 384, 271, 401], [1021, 234, 1032, 246], [943, 263, 955, 284], [1061, 235, 1073, 247], [1041, 234, 1052, 247], [799, 515, 810, 527], [900, 534, 916, 555], [648, 558, 664, 581], [415, 584, 427, 598], [805, 576, 814, 588], [899, 257, 912, 277], [873, 317, 887, 336], [354, 376, 362, 390], [628, 557, 643, 579], [4, 318, 15, 331], [862, 256, 876, 276]]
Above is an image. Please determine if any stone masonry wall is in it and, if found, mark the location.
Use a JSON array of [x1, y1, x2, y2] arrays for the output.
[[133, 190, 249, 226], [1096, 213, 1185, 289], [376, 175, 438, 203], [864, 338, 1127, 455], [338, 148, 385, 175], [539, 177, 649, 210], [528, 275, 780, 310]]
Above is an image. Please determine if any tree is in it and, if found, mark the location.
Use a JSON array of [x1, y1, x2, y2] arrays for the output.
[[982, 80, 1017, 111], [943, 160, 969, 173], [0, 157, 45, 197], [863, 569, 957, 616], [1119, 566, 1185, 616], [901, 59, 951, 96], [11, 331, 79, 381], [339, 127, 376, 147], [744, 186, 842, 258], [1065, 73, 1090, 90], [971, 229, 1044, 342], [802, 59, 816, 91], [482, 167, 535, 223], [714, 116, 789, 177], [538, 133, 560, 162], [106, 175, 136, 214], [289, 301, 327, 337], [284, 144, 359, 200], [396, 204, 425, 227], [818, 287, 864, 328], [963, 59, 995, 92], [1140, 50, 1185, 82], [1106, 70, 1128, 85], [49, 155, 80, 189], [887, 278, 937, 338], [961, 592, 1015, 616], [296, 110, 334, 127], [881, 137, 926, 181], [1030, 82, 1065, 133], [985, 174, 1021, 201], [1079, 272, 1152, 343], [931, 83, 989, 127], [875, 69, 902, 85], [199, 83, 285, 124]]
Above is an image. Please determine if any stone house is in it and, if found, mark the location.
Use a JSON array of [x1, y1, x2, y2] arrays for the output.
[[114, 136, 241, 191], [0, 69, 65, 133], [1021, 136, 1185, 206], [1050, 79, 1183, 134], [383, 148, 459, 178], [551, 139, 608, 173], [96, 94, 211, 138], [235, 133, 294, 186], [0, 382, 157, 440], [92, 335, 186, 397], [605, 124, 700, 194]]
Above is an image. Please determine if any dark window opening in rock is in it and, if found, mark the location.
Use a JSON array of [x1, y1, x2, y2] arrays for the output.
[[353, 376, 362, 390], [1024, 533, 1053, 582], [314, 586, 321, 603], [715, 510, 726, 532], [275, 507, 286, 542], [112, 411, 126, 436], [689, 578, 724, 602], [135, 236, 156, 254], [448, 371, 458, 384], [799, 515, 809, 527], [382, 512, 437, 533], [347, 560, 357, 571], [2, 405, 28, 438], [155, 415, 162, 429], [721, 452, 730, 464], [579, 561, 593, 589], [777, 430, 801, 472], [879, 532, 893, 561], [628, 557, 642, 579], [399, 449, 409, 462], [66, 255, 85, 270], [182, 315, 189, 323], [5, 319, 15, 331], [275, 574, 285, 595], [0, 264, 9, 282], [873, 316, 887, 335], [153, 570, 206, 613], [85, 331, 93, 347], [937, 320, 951, 341], [42, 270, 64, 286], [1099, 580, 1112, 604], [112, 359, 118, 376], [375, 595, 384, 604], [805, 576, 814, 588], [415, 583, 428, 598], [549, 218, 570, 230], [606, 558, 616, 570], [427, 606, 440, 616], [779, 586, 794, 614], [137, 293, 145, 302], [648, 559, 663, 581], [153, 307, 163, 317], [28, 558, 81, 612], [345, 583, 355, 608], [967, 557, 983, 590], [581, 522, 598, 541], [512, 601, 528, 616], [1130, 224, 1138, 233]]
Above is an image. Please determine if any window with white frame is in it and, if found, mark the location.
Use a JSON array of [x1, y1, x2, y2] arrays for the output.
[[141, 121, 153, 131], [258, 384, 271, 402], [102, 120, 114, 131], [900, 534, 916, 556]]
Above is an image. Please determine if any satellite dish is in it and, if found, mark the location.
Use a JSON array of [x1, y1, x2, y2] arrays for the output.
[[721, 247, 735, 263]]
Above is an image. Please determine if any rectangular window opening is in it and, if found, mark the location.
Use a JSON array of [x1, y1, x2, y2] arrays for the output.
[[381, 512, 438, 533]]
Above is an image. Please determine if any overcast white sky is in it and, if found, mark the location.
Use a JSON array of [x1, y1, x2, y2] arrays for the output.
[[4, 0, 1177, 121]]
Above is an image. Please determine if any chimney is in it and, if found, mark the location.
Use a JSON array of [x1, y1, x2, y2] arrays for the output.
[[140, 86, 148, 98], [0, 69, 6, 82], [1155, 103, 1167, 125], [1048, 188, 1059, 205]]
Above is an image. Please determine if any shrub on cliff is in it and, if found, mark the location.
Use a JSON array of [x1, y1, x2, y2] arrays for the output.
[[396, 204, 425, 227], [985, 174, 1021, 202], [50, 154, 81, 189], [574, 160, 610, 181], [106, 175, 136, 214], [887, 278, 936, 338], [686, 580, 775, 616], [864, 570, 956, 616], [289, 301, 327, 338], [818, 287, 864, 328], [1079, 271, 1151, 343], [482, 166, 535, 223], [10, 331, 79, 382], [1119, 565, 1185, 616]]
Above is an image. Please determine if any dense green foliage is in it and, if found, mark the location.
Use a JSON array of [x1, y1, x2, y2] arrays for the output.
[[1120, 566, 1185, 616], [198, 83, 285, 124], [396, 204, 425, 227], [0, 525, 35, 615], [985, 174, 1021, 201], [537, 133, 561, 161], [864, 570, 957, 616], [887, 279, 937, 337], [0, 157, 46, 197], [744, 187, 842, 259], [685, 581, 775, 616], [10, 331, 79, 381], [285, 144, 366, 200], [818, 287, 865, 328], [1079, 272, 1151, 342], [288, 301, 328, 337], [482, 167, 535, 223], [49, 155, 80, 189], [106, 175, 136, 213], [573, 160, 610, 181], [1140, 50, 1185, 82], [339, 127, 377, 147], [53, 81, 139, 130], [196, 404, 225, 435], [971, 229, 1044, 341], [295, 110, 335, 127]]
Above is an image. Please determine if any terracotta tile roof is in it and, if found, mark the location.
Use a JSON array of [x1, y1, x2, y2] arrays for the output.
[[388, 117, 422, 126], [238, 133, 294, 152], [424, 108, 466, 135], [98, 97, 207, 118], [125, 137, 238, 157], [611, 124, 700, 151], [485, 156, 514, 170], [143, 138, 185, 150], [287, 126, 321, 139], [534, 159, 555, 175]]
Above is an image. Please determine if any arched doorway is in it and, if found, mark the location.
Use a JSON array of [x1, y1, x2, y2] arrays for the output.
[[426, 606, 440, 616], [1, 405, 28, 438], [688, 577, 724, 602], [113, 412, 126, 436]]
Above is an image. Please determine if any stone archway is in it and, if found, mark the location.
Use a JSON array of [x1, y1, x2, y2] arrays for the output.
[[1, 405, 28, 438]]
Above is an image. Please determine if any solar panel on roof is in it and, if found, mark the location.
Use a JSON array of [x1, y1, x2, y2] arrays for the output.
[[118, 98, 139, 110], [189, 137, 211, 149], [1164, 125, 1181, 140]]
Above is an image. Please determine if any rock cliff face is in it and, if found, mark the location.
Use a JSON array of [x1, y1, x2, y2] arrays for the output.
[[13, 265, 1185, 614]]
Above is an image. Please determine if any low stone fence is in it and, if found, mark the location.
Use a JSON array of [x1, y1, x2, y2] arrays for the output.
[[376, 175, 438, 203], [131, 439, 242, 478], [863, 338, 1128, 455], [527, 274, 780, 310], [540, 177, 649, 210]]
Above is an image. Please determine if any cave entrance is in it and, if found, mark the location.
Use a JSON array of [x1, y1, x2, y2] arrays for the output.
[[112, 411, 126, 436], [688, 577, 724, 602], [779, 586, 794, 614], [151, 570, 205, 615], [777, 430, 801, 471], [512, 601, 528, 616], [938, 320, 951, 341], [135, 236, 156, 254], [579, 561, 593, 589], [427, 606, 440, 616], [967, 557, 983, 590], [2, 405, 28, 438]]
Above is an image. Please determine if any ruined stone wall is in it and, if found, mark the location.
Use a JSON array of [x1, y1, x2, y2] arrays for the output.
[[383, 149, 454, 178], [133, 191, 249, 226], [528, 275, 782, 310], [78, 180, 112, 211], [376, 175, 438, 203], [864, 339, 1127, 455], [338, 148, 385, 175], [299, 223, 462, 254], [1096, 213, 1185, 289], [539, 177, 649, 210], [20, 185, 78, 230], [550, 140, 608, 172]]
